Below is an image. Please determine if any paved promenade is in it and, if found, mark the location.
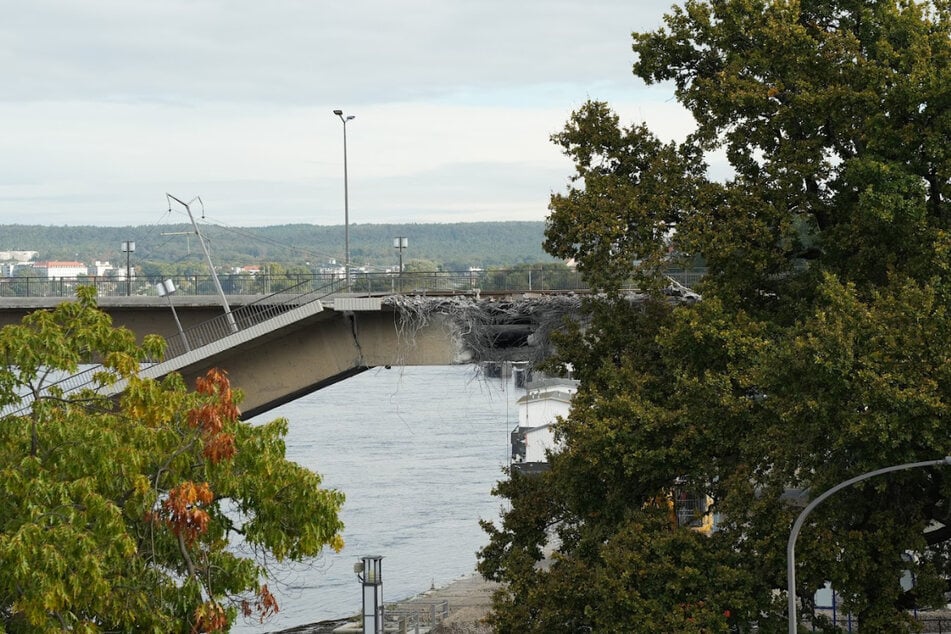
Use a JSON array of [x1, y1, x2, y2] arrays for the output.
[[275, 573, 499, 633], [398, 573, 498, 632]]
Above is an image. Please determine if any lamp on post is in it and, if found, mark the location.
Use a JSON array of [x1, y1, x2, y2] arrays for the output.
[[786, 456, 951, 633], [354, 555, 383, 634], [393, 236, 407, 272], [120, 241, 135, 296], [333, 108, 355, 292], [155, 279, 189, 352]]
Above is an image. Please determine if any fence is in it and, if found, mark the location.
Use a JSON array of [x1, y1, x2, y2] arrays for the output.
[[0, 268, 706, 299], [384, 600, 450, 634], [919, 614, 951, 633], [805, 609, 951, 632], [159, 278, 332, 359]]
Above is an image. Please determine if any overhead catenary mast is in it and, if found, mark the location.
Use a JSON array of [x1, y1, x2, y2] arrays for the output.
[[165, 194, 238, 333]]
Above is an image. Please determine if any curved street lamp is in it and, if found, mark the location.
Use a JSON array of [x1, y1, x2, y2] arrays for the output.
[[787, 456, 951, 633], [333, 109, 355, 292]]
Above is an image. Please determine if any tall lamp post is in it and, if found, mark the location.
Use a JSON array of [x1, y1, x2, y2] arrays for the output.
[[120, 241, 135, 296], [354, 555, 383, 634], [786, 456, 951, 634], [393, 237, 407, 273], [333, 108, 355, 292]]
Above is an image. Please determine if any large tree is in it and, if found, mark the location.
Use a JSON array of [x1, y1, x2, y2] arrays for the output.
[[480, 1, 951, 631], [0, 287, 345, 632]]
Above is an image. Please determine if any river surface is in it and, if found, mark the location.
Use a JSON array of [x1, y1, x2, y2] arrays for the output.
[[233, 365, 519, 632]]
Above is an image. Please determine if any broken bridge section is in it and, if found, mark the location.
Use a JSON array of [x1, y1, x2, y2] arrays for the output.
[[0, 292, 589, 421], [169, 293, 585, 417], [382, 293, 586, 365], [153, 296, 459, 419]]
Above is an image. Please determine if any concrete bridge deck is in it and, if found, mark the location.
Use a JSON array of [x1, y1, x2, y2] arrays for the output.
[[0, 291, 583, 418]]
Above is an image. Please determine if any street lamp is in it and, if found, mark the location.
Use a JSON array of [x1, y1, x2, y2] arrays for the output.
[[155, 279, 189, 352], [333, 108, 355, 292], [354, 555, 383, 634], [393, 237, 407, 273], [120, 241, 135, 296], [786, 456, 951, 634]]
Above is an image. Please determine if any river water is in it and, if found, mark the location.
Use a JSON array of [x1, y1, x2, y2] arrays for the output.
[[234, 364, 519, 632]]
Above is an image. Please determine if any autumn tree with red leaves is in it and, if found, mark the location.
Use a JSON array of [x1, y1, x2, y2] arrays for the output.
[[0, 287, 345, 632]]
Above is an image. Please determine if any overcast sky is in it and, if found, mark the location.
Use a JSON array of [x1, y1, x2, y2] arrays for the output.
[[0, 0, 694, 229]]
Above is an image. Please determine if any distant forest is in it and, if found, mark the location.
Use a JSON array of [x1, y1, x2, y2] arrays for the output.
[[0, 222, 556, 272]]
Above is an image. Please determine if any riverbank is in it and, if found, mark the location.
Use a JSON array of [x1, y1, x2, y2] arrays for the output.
[[274, 573, 499, 633]]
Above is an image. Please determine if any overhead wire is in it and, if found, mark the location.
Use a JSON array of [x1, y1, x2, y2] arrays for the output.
[[100, 206, 188, 266], [150, 214, 190, 253], [122, 199, 347, 267], [194, 212, 344, 264]]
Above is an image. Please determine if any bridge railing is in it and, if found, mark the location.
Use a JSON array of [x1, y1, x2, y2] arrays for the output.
[[159, 278, 336, 359], [0, 269, 705, 298]]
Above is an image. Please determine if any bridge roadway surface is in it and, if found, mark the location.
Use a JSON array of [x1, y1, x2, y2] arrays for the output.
[[0, 293, 535, 419]]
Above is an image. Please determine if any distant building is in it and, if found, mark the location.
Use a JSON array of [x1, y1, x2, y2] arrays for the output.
[[90, 261, 117, 277], [0, 250, 38, 262], [316, 260, 345, 277], [33, 261, 89, 278]]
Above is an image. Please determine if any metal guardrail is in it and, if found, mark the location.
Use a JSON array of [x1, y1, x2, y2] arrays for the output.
[[919, 615, 951, 633], [385, 600, 449, 634], [0, 269, 706, 299], [159, 278, 330, 358]]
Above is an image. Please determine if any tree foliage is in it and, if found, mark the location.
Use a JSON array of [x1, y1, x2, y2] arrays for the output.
[[481, 0, 951, 631], [0, 287, 345, 632]]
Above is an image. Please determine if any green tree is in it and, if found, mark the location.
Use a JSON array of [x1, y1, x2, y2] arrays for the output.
[[6, 267, 41, 298], [402, 258, 440, 273], [480, 1, 951, 631], [0, 287, 344, 632]]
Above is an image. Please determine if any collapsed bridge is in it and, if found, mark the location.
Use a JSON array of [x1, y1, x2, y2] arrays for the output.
[[0, 292, 590, 419]]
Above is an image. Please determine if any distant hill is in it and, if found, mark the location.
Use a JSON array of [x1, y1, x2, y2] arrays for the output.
[[0, 221, 555, 270]]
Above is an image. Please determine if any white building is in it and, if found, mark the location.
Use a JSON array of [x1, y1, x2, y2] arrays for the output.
[[0, 250, 38, 262], [1, 263, 22, 277], [33, 261, 89, 278], [511, 377, 578, 469], [90, 261, 119, 277]]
